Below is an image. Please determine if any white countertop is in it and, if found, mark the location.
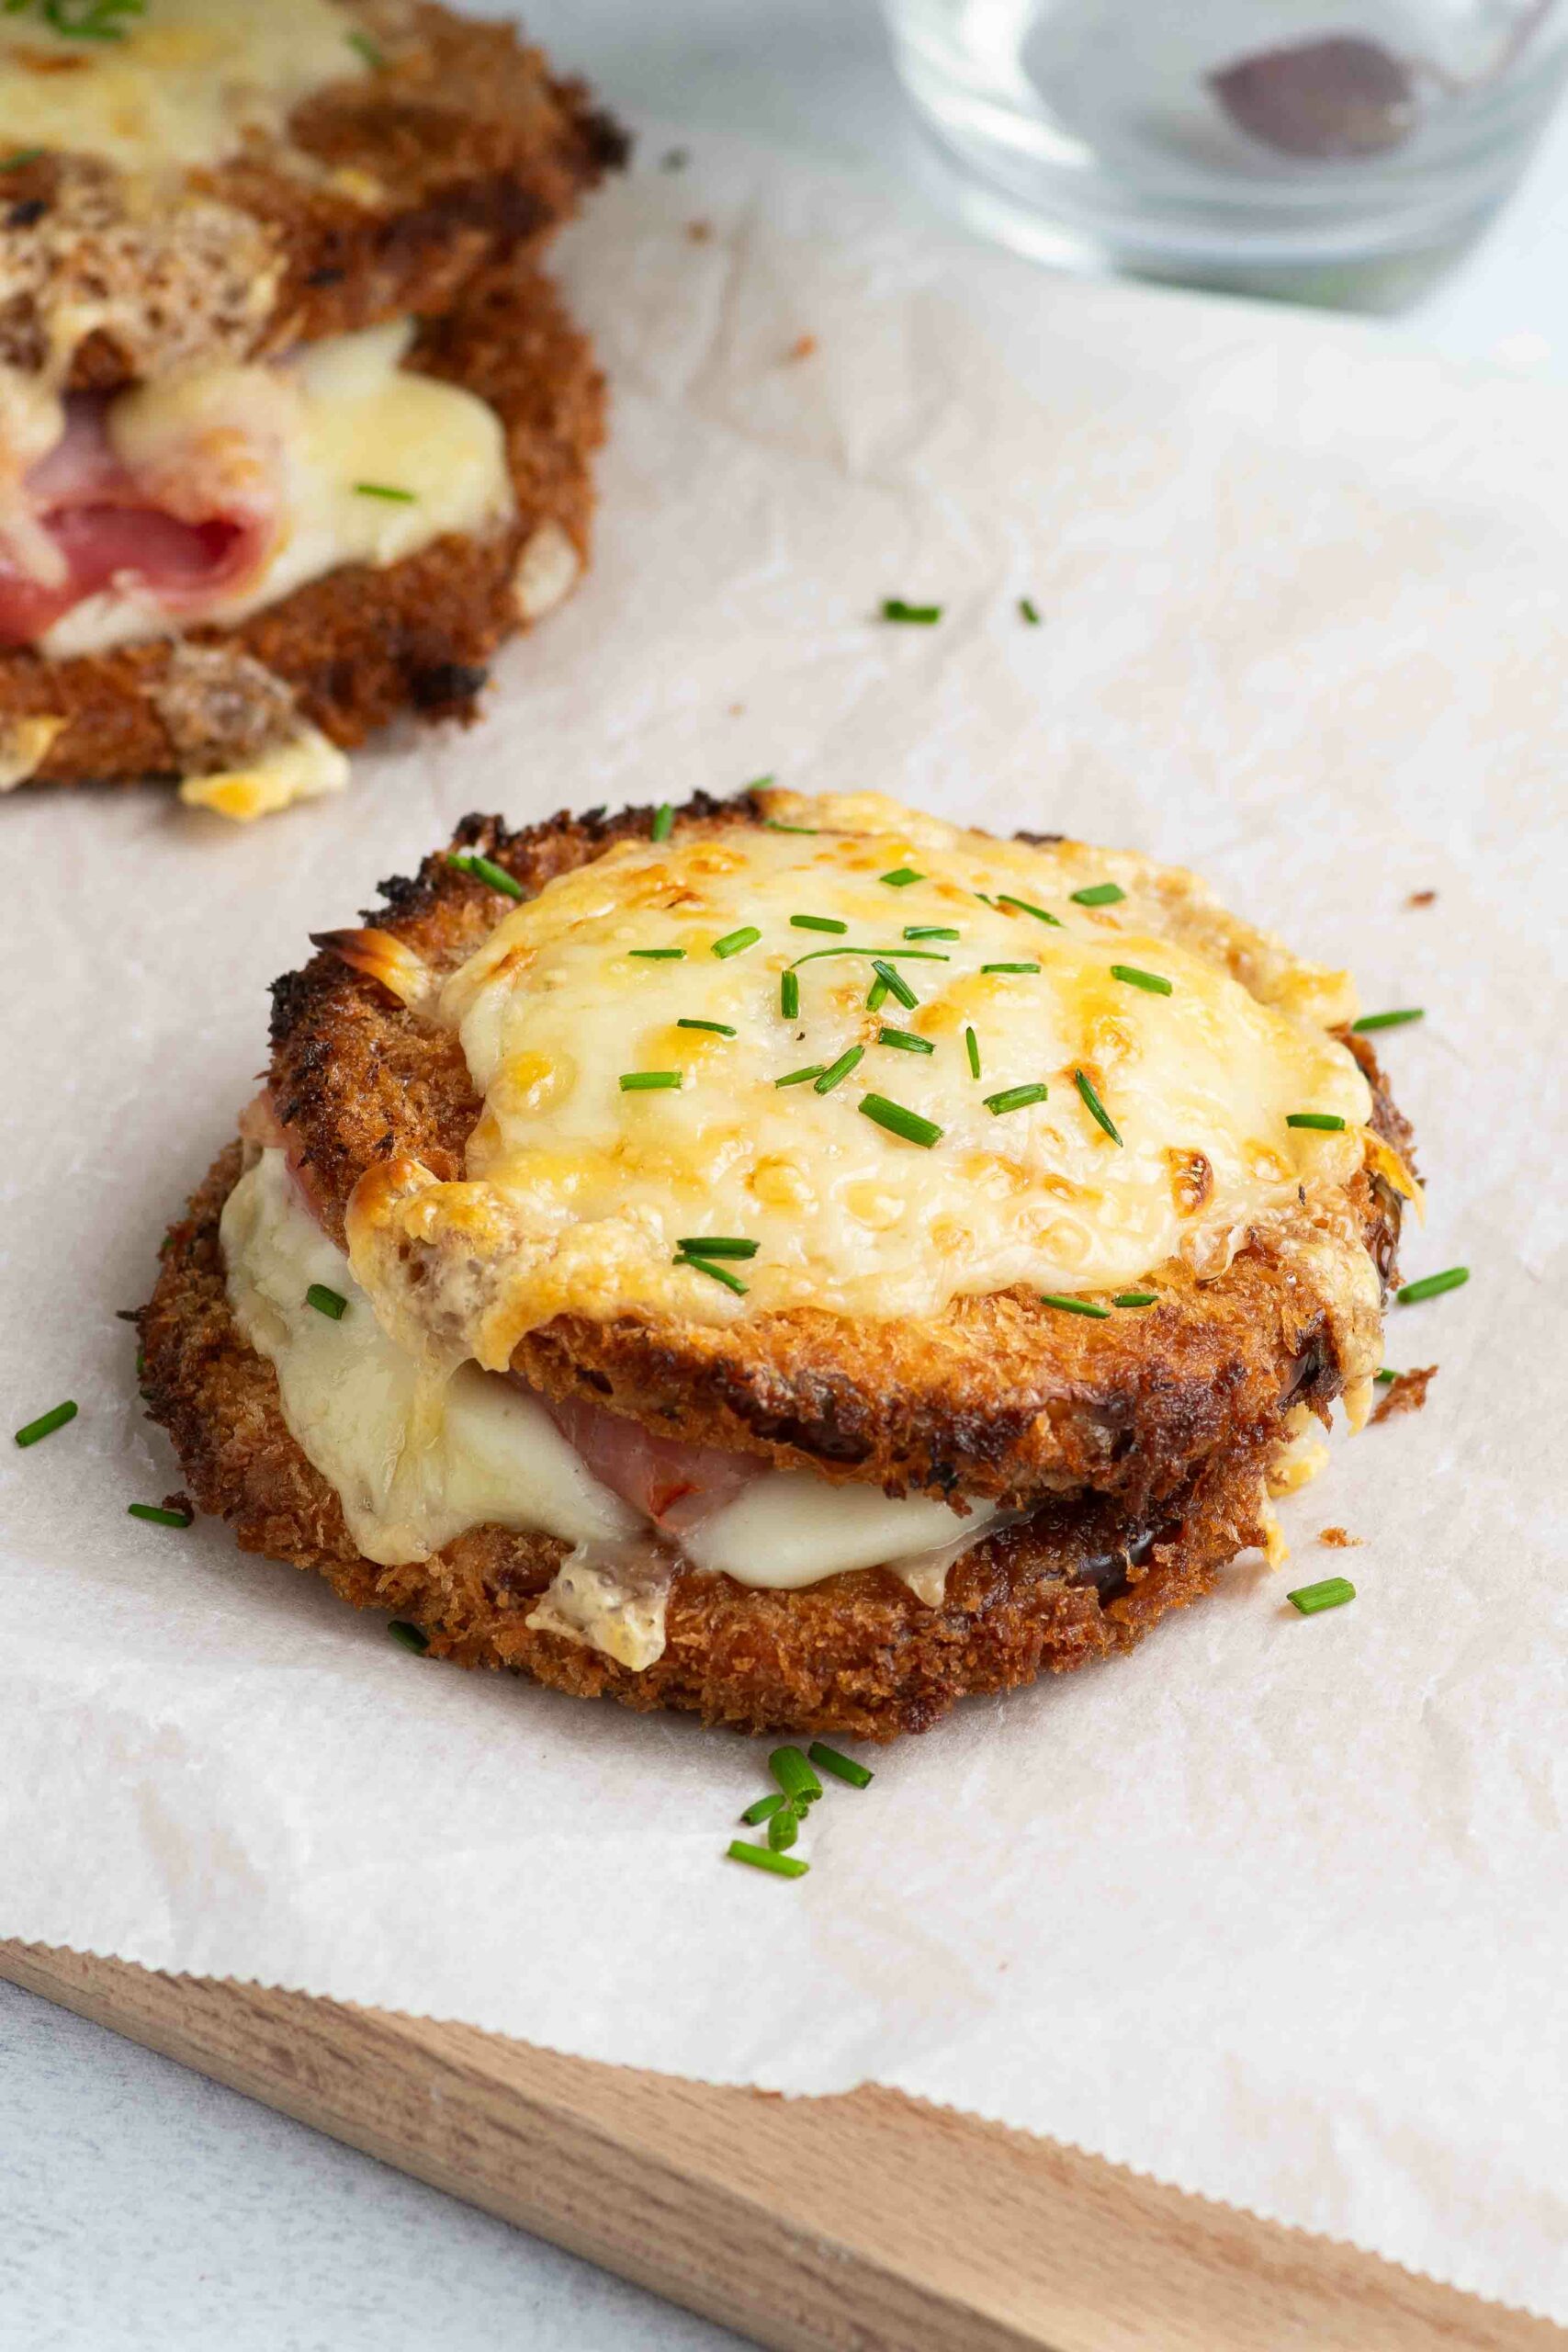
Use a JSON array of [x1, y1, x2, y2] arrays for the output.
[[6, 6, 1566, 2348]]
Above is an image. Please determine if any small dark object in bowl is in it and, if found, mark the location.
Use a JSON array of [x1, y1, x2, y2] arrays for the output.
[[1209, 35, 1418, 159]]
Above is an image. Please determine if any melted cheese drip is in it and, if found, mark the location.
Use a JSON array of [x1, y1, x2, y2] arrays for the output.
[[43, 319, 513, 657], [177, 723, 349, 822], [223, 1150, 999, 1663], [346, 795, 1372, 1367], [0, 0, 364, 175]]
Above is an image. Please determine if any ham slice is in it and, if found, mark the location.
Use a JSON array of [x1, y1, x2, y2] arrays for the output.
[[0, 392, 272, 647]]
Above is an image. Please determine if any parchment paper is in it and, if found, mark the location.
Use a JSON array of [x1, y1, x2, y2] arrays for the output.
[[2, 131, 1563, 2321]]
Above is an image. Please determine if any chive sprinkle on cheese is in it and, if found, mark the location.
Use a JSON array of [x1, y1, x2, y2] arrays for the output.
[[981, 961, 1039, 976], [673, 1237, 759, 1260], [904, 925, 960, 941], [780, 969, 800, 1022], [354, 481, 416, 503], [619, 1070, 682, 1091], [1070, 882, 1126, 907], [870, 957, 918, 1011], [678, 1254, 749, 1295], [305, 1283, 348, 1321], [676, 1018, 736, 1035], [985, 1082, 1048, 1114], [964, 1025, 981, 1079], [1074, 1069, 1122, 1146], [775, 1065, 824, 1088], [858, 1093, 942, 1148], [712, 925, 761, 959], [995, 893, 1062, 928], [1286, 1111, 1348, 1131], [1110, 965, 1172, 996], [628, 947, 685, 960], [814, 1045, 865, 1094], [878, 866, 924, 888], [877, 1027, 935, 1055], [790, 913, 848, 933]]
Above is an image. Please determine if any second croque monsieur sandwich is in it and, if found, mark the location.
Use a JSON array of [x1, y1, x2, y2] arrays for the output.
[[140, 788, 1419, 1737], [0, 0, 622, 811]]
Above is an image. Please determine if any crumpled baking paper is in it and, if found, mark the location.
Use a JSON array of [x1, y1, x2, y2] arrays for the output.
[[1, 129, 1563, 2324]]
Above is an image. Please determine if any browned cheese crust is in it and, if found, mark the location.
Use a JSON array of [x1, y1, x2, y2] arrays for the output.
[[141, 1142, 1273, 1739], [0, 2, 626, 392], [2, 253, 604, 786], [262, 795, 1414, 1519]]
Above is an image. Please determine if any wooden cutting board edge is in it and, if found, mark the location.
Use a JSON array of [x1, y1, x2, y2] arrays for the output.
[[1, 1939, 1558, 2352]]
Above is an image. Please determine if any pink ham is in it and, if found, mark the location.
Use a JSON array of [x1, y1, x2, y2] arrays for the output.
[[0, 392, 272, 646]]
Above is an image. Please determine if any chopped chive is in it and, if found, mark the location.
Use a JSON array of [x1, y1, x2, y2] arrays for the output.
[[1040, 1294, 1111, 1319], [904, 924, 960, 941], [881, 599, 942, 624], [628, 947, 685, 960], [981, 961, 1040, 976], [712, 925, 761, 959], [871, 957, 917, 1010], [1375, 1367, 1399, 1383], [767, 1805, 799, 1852], [775, 1065, 824, 1088], [866, 976, 890, 1012], [985, 1082, 1049, 1115], [964, 1025, 981, 1079], [14, 1400, 76, 1448], [727, 1840, 808, 1879], [769, 1747, 823, 1805], [619, 1070, 682, 1091], [650, 801, 674, 842], [995, 893, 1062, 928], [1352, 1008, 1425, 1032], [878, 866, 924, 888], [0, 150, 45, 172], [128, 1503, 191, 1528], [790, 913, 848, 933], [355, 481, 416, 503], [678, 1253, 748, 1295], [780, 969, 800, 1021], [389, 1620, 429, 1654], [1110, 965, 1172, 996], [859, 1093, 942, 1148], [808, 1740, 874, 1789], [1287, 1577, 1356, 1616], [1397, 1266, 1469, 1305], [1286, 1112, 1348, 1132], [741, 1792, 787, 1826], [347, 28, 384, 67], [1112, 1292, 1157, 1308], [789, 946, 951, 967], [1074, 1069, 1122, 1146], [673, 1237, 758, 1259], [306, 1283, 347, 1321], [814, 1044, 865, 1094], [877, 1026, 934, 1055], [676, 1018, 736, 1035], [744, 775, 778, 791], [1019, 596, 1041, 625], [1070, 882, 1126, 907], [763, 818, 818, 834], [446, 850, 524, 899]]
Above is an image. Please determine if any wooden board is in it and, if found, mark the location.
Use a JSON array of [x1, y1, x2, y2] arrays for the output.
[[1, 1939, 1558, 2352]]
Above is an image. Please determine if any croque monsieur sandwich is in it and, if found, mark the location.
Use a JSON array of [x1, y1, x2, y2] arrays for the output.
[[0, 0, 621, 812], [140, 789, 1420, 1738]]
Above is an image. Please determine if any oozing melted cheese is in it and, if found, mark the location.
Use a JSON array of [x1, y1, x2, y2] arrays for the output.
[[0, 0, 364, 175], [345, 794, 1373, 1368], [41, 319, 513, 657], [223, 1150, 1000, 1664], [177, 722, 349, 823]]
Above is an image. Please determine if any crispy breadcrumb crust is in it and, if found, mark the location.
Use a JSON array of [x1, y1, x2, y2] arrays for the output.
[[141, 1142, 1273, 1740], [263, 794, 1413, 1515], [2, 254, 604, 786], [0, 2, 625, 392]]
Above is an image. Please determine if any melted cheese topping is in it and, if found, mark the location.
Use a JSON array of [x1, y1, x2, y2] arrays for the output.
[[223, 1150, 999, 1663], [41, 319, 513, 656], [345, 794, 1372, 1368], [0, 0, 364, 175], [177, 723, 349, 822]]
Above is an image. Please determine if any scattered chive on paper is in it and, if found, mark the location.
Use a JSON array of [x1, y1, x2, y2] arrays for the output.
[[1019, 596, 1042, 625], [678, 1253, 748, 1295], [1113, 1292, 1157, 1308], [1353, 1008, 1424, 1033], [446, 850, 523, 899], [1074, 1069, 1122, 1145], [1070, 882, 1125, 907], [904, 924, 960, 941], [770, 1747, 823, 1805], [790, 914, 848, 933], [650, 801, 675, 842], [128, 1503, 191, 1528], [964, 1025, 981, 1079], [1397, 1266, 1469, 1305], [628, 947, 685, 960], [1111, 965, 1172, 996], [727, 1840, 808, 1879], [712, 925, 761, 959], [305, 1283, 347, 1321], [767, 1806, 799, 1852], [881, 599, 942, 624], [859, 1093, 942, 1148], [1286, 1112, 1347, 1131], [676, 1018, 736, 1035], [879, 866, 924, 888], [741, 1792, 787, 1826], [780, 969, 800, 1021], [1040, 1294, 1111, 1319], [14, 1400, 76, 1449], [808, 1741, 874, 1789], [871, 957, 918, 1010], [981, 961, 1039, 976], [619, 1070, 682, 1091], [775, 1065, 824, 1088], [877, 1026, 934, 1055], [985, 1082, 1049, 1115], [388, 1620, 429, 1654], [674, 1237, 758, 1259], [1287, 1577, 1356, 1616], [996, 893, 1062, 928], [814, 1044, 865, 1094]]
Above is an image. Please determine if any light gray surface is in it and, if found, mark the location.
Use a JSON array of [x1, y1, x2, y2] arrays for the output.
[[6, 5, 1567, 2348]]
